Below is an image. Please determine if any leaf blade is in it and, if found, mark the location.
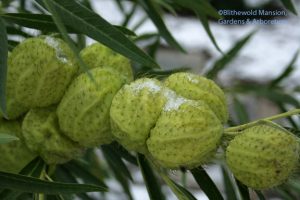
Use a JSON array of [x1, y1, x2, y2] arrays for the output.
[[35, 0, 159, 68], [137, 154, 165, 200], [101, 145, 133, 181], [138, 0, 185, 52], [64, 160, 107, 189], [236, 180, 250, 200], [191, 167, 224, 200], [160, 172, 196, 200], [173, 0, 220, 19], [206, 31, 255, 79], [280, 0, 298, 15], [270, 49, 299, 87], [0, 171, 107, 194], [0, 17, 8, 118], [2, 13, 135, 36], [0, 133, 19, 144], [196, 11, 222, 53], [221, 166, 238, 200], [0, 157, 45, 200]]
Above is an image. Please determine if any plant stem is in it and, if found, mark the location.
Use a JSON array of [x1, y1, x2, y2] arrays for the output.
[[225, 108, 300, 133]]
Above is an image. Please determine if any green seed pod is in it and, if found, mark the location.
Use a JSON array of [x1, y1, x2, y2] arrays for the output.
[[80, 43, 133, 82], [57, 68, 126, 147], [0, 118, 36, 173], [1, 51, 28, 119], [110, 78, 166, 153], [226, 123, 300, 189], [22, 107, 84, 164], [147, 90, 223, 169], [164, 72, 228, 123], [5, 36, 78, 119], [111, 78, 223, 168]]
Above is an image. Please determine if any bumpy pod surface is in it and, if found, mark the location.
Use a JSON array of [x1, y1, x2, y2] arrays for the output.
[[164, 72, 228, 123], [22, 107, 84, 164], [226, 123, 300, 189], [147, 91, 223, 169], [80, 43, 133, 82], [110, 78, 166, 153], [0, 118, 36, 173], [57, 68, 126, 147], [5, 36, 78, 119], [110, 78, 223, 168]]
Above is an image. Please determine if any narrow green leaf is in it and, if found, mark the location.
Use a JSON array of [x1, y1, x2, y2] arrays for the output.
[[2, 13, 135, 36], [46, 195, 65, 200], [1, 13, 74, 32], [147, 38, 161, 59], [0, 157, 45, 200], [101, 145, 133, 181], [196, 11, 222, 53], [6, 26, 32, 37], [138, 0, 185, 52], [276, 189, 295, 200], [54, 166, 82, 200], [132, 15, 148, 31], [113, 25, 136, 36], [235, 84, 300, 107], [122, 2, 138, 27], [160, 173, 196, 200], [35, 0, 159, 68], [221, 167, 238, 200], [0, 133, 19, 144], [156, 0, 177, 16], [270, 50, 299, 87], [101, 145, 133, 200], [280, 0, 298, 15], [173, 0, 220, 19], [64, 160, 107, 189], [233, 97, 249, 124], [136, 67, 189, 79], [0, 171, 106, 194], [18, 193, 37, 200], [255, 191, 266, 200], [55, 166, 94, 200], [0, 17, 8, 118], [109, 142, 138, 166], [54, 166, 76, 184], [137, 154, 165, 200], [206, 31, 255, 79], [263, 90, 300, 107], [191, 167, 224, 200], [110, 167, 133, 200], [236, 180, 250, 200], [114, 0, 125, 13], [22, 158, 45, 178], [41, 0, 93, 80], [133, 33, 160, 42], [7, 40, 19, 50]]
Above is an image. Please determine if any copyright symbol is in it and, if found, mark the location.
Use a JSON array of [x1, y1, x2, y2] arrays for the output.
[[218, 10, 223, 15]]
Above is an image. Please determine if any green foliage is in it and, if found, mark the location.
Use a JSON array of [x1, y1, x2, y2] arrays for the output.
[[0, 0, 300, 199], [0, 133, 18, 144], [0, 17, 7, 117]]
